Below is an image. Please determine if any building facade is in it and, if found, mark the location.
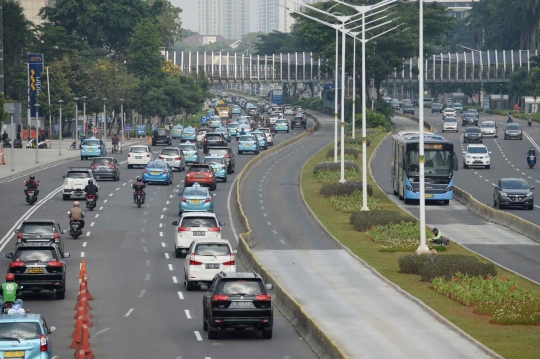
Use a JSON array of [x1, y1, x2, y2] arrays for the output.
[[425, 0, 477, 19], [20, 0, 55, 25], [258, 0, 327, 34], [198, 0, 250, 40]]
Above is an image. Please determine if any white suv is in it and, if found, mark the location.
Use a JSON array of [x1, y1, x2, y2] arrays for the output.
[[184, 239, 236, 291], [171, 212, 224, 258], [442, 117, 458, 132], [62, 167, 98, 200], [463, 144, 491, 169], [443, 108, 456, 118], [127, 145, 153, 169]]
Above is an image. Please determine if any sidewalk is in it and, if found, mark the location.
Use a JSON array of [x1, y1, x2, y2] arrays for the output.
[[0, 138, 145, 180]]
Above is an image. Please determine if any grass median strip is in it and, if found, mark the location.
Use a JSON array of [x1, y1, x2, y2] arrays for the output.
[[301, 129, 540, 359]]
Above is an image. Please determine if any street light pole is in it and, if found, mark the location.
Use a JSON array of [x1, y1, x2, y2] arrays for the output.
[[74, 97, 79, 149], [34, 103, 40, 163], [334, 27, 339, 163], [103, 98, 107, 144], [352, 37, 357, 140], [58, 100, 64, 155], [9, 109, 14, 171], [361, 10, 368, 209], [82, 96, 87, 138], [120, 99, 125, 143], [339, 17, 347, 183]]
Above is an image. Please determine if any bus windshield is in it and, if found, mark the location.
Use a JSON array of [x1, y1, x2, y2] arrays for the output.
[[407, 150, 452, 176]]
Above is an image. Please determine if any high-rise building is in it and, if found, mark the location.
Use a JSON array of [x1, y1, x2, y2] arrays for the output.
[[20, 0, 55, 25], [198, 0, 250, 40], [258, 0, 327, 34], [424, 0, 477, 19]]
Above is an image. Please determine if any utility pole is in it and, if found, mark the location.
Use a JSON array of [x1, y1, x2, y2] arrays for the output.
[[0, 1, 4, 94]]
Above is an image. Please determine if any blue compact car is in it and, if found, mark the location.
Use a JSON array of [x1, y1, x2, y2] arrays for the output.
[[209, 116, 222, 129], [238, 135, 259, 155], [181, 126, 197, 142], [178, 182, 215, 215], [227, 122, 239, 137], [80, 137, 106, 160], [251, 131, 267, 150], [142, 161, 173, 185], [179, 141, 199, 163], [0, 313, 57, 359], [274, 119, 290, 133], [171, 126, 183, 139], [204, 155, 228, 182], [231, 105, 241, 115]]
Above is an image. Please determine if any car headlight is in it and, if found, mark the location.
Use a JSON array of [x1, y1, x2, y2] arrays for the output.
[[500, 192, 508, 197], [526, 192, 533, 197], [406, 185, 414, 192], [465, 154, 471, 158], [464, 134, 469, 137], [445, 186, 454, 192]]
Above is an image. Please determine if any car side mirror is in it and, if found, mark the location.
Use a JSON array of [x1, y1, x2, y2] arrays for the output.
[[13, 229, 19, 235], [531, 186, 535, 190], [265, 283, 273, 290], [49, 326, 56, 334], [494, 186, 499, 190], [172, 221, 179, 226], [219, 221, 225, 226], [212, 193, 216, 197], [489, 151, 492, 154], [62, 175, 66, 178], [5, 253, 13, 259], [63, 252, 71, 258], [61, 229, 68, 234]]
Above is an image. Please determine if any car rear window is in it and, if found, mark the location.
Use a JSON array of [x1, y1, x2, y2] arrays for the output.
[[228, 123, 239, 128], [161, 149, 178, 156], [184, 188, 208, 196], [293, 117, 304, 121], [181, 217, 218, 228], [67, 171, 91, 179], [183, 128, 195, 133], [130, 147, 148, 153], [219, 280, 263, 295], [190, 165, 210, 172], [0, 322, 42, 340], [16, 248, 56, 262], [481, 123, 495, 128], [204, 158, 224, 165], [207, 149, 229, 156], [20, 223, 55, 234], [443, 118, 457, 122], [83, 140, 99, 146], [195, 243, 230, 256], [259, 129, 269, 134], [92, 158, 113, 165], [180, 144, 197, 151], [240, 136, 255, 141], [276, 119, 287, 124], [147, 162, 167, 169]]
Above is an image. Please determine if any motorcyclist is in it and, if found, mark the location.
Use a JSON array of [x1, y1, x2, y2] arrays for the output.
[[528, 147, 536, 157], [84, 179, 99, 203], [132, 176, 146, 203], [112, 134, 120, 151], [0, 273, 23, 310], [528, 114, 533, 126], [507, 113, 513, 123], [2, 131, 8, 145], [68, 201, 85, 229], [24, 175, 39, 200]]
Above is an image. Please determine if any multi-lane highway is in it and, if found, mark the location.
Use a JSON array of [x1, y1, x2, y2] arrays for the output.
[[0, 110, 317, 358]]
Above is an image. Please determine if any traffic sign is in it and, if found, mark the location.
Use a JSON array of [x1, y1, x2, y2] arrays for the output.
[[88, 118, 93, 123], [125, 125, 131, 131], [78, 125, 83, 131], [97, 117, 102, 123], [152, 124, 156, 130]]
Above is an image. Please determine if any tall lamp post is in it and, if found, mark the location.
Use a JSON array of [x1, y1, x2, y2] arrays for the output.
[[58, 100, 64, 155], [74, 97, 79, 148], [103, 98, 107, 144], [9, 109, 14, 171], [34, 103, 40, 163], [120, 98, 125, 143], [82, 96, 87, 138]]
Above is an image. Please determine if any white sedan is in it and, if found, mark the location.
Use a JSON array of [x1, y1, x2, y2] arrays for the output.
[[127, 145, 153, 169]]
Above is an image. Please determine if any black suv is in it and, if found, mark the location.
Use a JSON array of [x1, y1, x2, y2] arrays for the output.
[[202, 272, 274, 339], [463, 127, 482, 143], [291, 115, 307, 129], [204, 133, 226, 153], [432, 103, 443, 113], [493, 178, 534, 210], [5, 242, 70, 299], [14, 219, 67, 254], [206, 146, 236, 173], [152, 128, 172, 146]]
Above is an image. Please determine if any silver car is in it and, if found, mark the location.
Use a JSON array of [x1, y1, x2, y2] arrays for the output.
[[283, 105, 294, 115], [159, 147, 186, 172]]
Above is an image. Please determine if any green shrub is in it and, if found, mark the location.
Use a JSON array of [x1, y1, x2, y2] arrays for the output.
[[344, 138, 371, 147], [313, 161, 359, 175], [326, 154, 357, 162], [315, 169, 358, 184], [320, 181, 373, 197], [326, 147, 359, 159], [349, 210, 414, 232], [367, 221, 427, 243], [490, 301, 540, 325], [330, 191, 381, 212]]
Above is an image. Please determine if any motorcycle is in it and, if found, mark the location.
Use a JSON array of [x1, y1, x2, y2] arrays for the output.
[[25, 138, 48, 149], [26, 190, 37, 205], [528, 118, 533, 127], [13, 139, 22, 148], [2, 139, 11, 148], [507, 117, 513, 124], [86, 194, 97, 211], [69, 219, 82, 239], [135, 190, 144, 208], [528, 155, 536, 168]]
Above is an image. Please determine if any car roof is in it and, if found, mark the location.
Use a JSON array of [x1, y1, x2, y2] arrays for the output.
[[92, 157, 114, 160], [500, 178, 528, 183], [467, 144, 486, 147], [16, 242, 59, 249], [130, 145, 149, 148], [0, 313, 43, 321], [21, 219, 57, 224], [180, 211, 218, 218], [217, 272, 262, 279], [161, 147, 179, 151], [192, 238, 231, 245], [205, 156, 225, 160]]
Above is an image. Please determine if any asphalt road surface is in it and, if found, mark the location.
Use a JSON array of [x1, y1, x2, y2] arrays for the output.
[[0, 111, 317, 358]]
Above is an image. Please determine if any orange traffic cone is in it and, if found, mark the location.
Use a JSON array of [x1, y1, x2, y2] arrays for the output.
[[75, 325, 94, 359], [75, 349, 86, 359], [79, 281, 94, 301], [0, 149, 5, 165], [70, 317, 83, 348], [74, 305, 93, 327], [75, 295, 92, 312]]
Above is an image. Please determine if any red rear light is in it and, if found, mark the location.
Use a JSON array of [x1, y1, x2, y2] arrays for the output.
[[224, 154, 230, 158], [16, 232, 22, 242], [212, 294, 229, 302], [48, 260, 64, 267], [255, 294, 271, 301], [181, 198, 187, 203], [175, 157, 181, 160], [223, 254, 235, 266], [54, 232, 60, 242], [163, 170, 168, 174], [178, 227, 191, 232], [159, 156, 164, 160], [143, 169, 148, 173], [189, 253, 203, 265], [204, 198, 211, 203], [9, 261, 24, 268], [40, 335, 47, 352], [208, 227, 220, 232], [91, 164, 97, 169], [222, 165, 226, 169], [108, 164, 115, 169], [147, 153, 150, 157]]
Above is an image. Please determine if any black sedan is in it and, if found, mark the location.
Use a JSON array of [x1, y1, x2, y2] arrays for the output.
[[462, 113, 479, 126], [403, 104, 415, 115], [463, 127, 483, 143], [493, 178, 534, 210], [504, 124, 523, 140]]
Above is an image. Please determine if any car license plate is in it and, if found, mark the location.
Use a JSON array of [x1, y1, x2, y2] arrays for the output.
[[29, 268, 44, 274], [136, 156, 142, 159], [88, 148, 94, 151], [191, 200, 201, 204], [193, 231, 205, 236], [195, 175, 203, 178], [151, 171, 160, 175], [230, 301, 255, 308], [4, 351, 25, 358], [166, 158, 172, 161], [425, 194, 434, 198], [213, 168, 218, 172], [205, 263, 220, 269]]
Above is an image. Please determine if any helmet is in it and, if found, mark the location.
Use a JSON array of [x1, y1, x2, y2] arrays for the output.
[[29, 175, 35, 180], [73, 201, 80, 207], [6, 273, 14, 282], [136, 176, 142, 182], [432, 228, 439, 233], [88, 179, 93, 184]]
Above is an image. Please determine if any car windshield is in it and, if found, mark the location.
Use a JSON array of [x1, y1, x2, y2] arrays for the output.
[[184, 188, 208, 196], [161, 149, 178, 156], [20, 223, 55, 234], [67, 171, 91, 179], [183, 129, 195, 133], [156, 129, 167, 135], [433, 104, 442, 108], [181, 217, 217, 227], [220, 280, 263, 295], [468, 147, 488, 154], [466, 128, 481, 133], [507, 125, 521, 130], [204, 158, 223, 165], [207, 149, 229, 156], [83, 140, 99, 146], [259, 129, 269, 134], [240, 136, 255, 141], [501, 181, 529, 190], [481, 123, 495, 128], [276, 120, 287, 124], [453, 103, 462, 107], [180, 144, 197, 151], [146, 162, 167, 169], [195, 243, 230, 256], [215, 128, 226, 133], [468, 109, 478, 113], [443, 118, 457, 123], [253, 133, 264, 138], [130, 147, 148, 153], [407, 150, 453, 176], [92, 158, 113, 165], [211, 118, 221, 122], [17, 248, 56, 262], [0, 322, 42, 340], [190, 165, 210, 172], [228, 123, 239, 129]]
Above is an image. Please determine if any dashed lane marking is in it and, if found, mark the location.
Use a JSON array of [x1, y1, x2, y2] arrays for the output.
[[165, 253, 169, 259], [168, 264, 173, 271], [146, 260, 150, 266], [161, 242, 166, 247], [194, 331, 203, 341], [172, 276, 178, 283], [81, 252, 85, 258], [99, 206, 103, 211], [123, 309, 134, 317], [90, 222, 95, 227], [145, 274, 151, 280], [83, 242, 87, 247], [185, 310, 191, 319], [272, 230, 278, 235], [86, 232, 90, 237], [139, 290, 146, 298], [95, 214, 99, 218], [178, 291, 184, 300], [143, 247, 148, 253], [160, 232, 163, 237]]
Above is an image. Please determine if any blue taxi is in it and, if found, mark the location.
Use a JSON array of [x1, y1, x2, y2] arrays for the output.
[[227, 122, 239, 137], [171, 125, 183, 139], [209, 116, 222, 129], [178, 183, 216, 215], [231, 105, 241, 115], [80, 137, 106, 160], [0, 313, 56, 359], [251, 131, 268, 150], [181, 126, 197, 142], [238, 135, 259, 155], [275, 118, 290, 133], [179, 141, 199, 163], [142, 161, 173, 185], [204, 155, 228, 182]]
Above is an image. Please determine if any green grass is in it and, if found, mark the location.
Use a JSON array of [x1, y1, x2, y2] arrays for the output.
[[301, 131, 540, 359]]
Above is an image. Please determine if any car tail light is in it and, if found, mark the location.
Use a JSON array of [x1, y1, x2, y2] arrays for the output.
[[9, 261, 24, 268], [143, 169, 148, 174], [255, 294, 271, 301], [175, 157, 181, 160], [128, 153, 131, 157], [91, 164, 97, 169], [159, 156, 164, 160], [16, 232, 22, 243], [223, 254, 235, 266], [108, 164, 115, 169], [40, 335, 47, 352], [208, 227, 220, 232], [181, 198, 187, 203], [163, 170, 168, 174], [204, 198, 211, 203], [48, 260, 64, 267], [178, 227, 191, 232], [54, 232, 60, 242], [212, 294, 229, 302], [224, 154, 230, 158], [189, 253, 203, 265]]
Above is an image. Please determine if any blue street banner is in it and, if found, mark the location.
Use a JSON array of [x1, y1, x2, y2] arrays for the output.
[[136, 125, 146, 136], [88, 118, 93, 123], [125, 125, 131, 131], [200, 116, 208, 124], [97, 117, 102, 123], [28, 53, 44, 118]]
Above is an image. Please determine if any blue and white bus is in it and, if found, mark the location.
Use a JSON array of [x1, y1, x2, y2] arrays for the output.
[[391, 131, 458, 204]]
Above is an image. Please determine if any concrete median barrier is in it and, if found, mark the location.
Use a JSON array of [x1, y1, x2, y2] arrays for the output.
[[233, 116, 348, 359]]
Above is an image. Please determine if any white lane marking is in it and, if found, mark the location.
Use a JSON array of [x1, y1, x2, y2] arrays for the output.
[[144, 211, 148, 215], [260, 200, 263, 203], [161, 215, 164, 219], [165, 253, 169, 259], [168, 264, 174, 271], [109, 193, 113, 197], [159, 223, 163, 227], [184, 310, 191, 319], [99, 206, 103, 211], [95, 214, 99, 218], [267, 222, 271, 225], [181, 180, 184, 183], [141, 228, 145, 232], [178, 291, 184, 299], [86, 232, 90, 237], [161, 242, 166, 247], [170, 195, 174, 198], [159, 232, 163, 237], [90, 222, 95, 227], [177, 184, 180, 187], [142, 219, 147, 224], [139, 290, 146, 298], [194, 331, 203, 341], [83, 242, 87, 247], [259, 188, 262, 192], [122, 183, 127, 186], [129, 179, 133, 182], [263, 213, 267, 217], [261, 206, 265, 210], [143, 247, 148, 253], [522, 172, 527, 175], [81, 252, 85, 258], [166, 201, 170, 205], [145, 274, 151, 280], [141, 238, 146, 242], [93, 328, 110, 337], [103, 200, 108, 203], [123, 308, 134, 317], [115, 188, 120, 191], [478, 175, 482, 178], [146, 260, 151, 266], [259, 194, 262, 197], [280, 239, 287, 244], [172, 276, 178, 283], [163, 207, 167, 211]]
